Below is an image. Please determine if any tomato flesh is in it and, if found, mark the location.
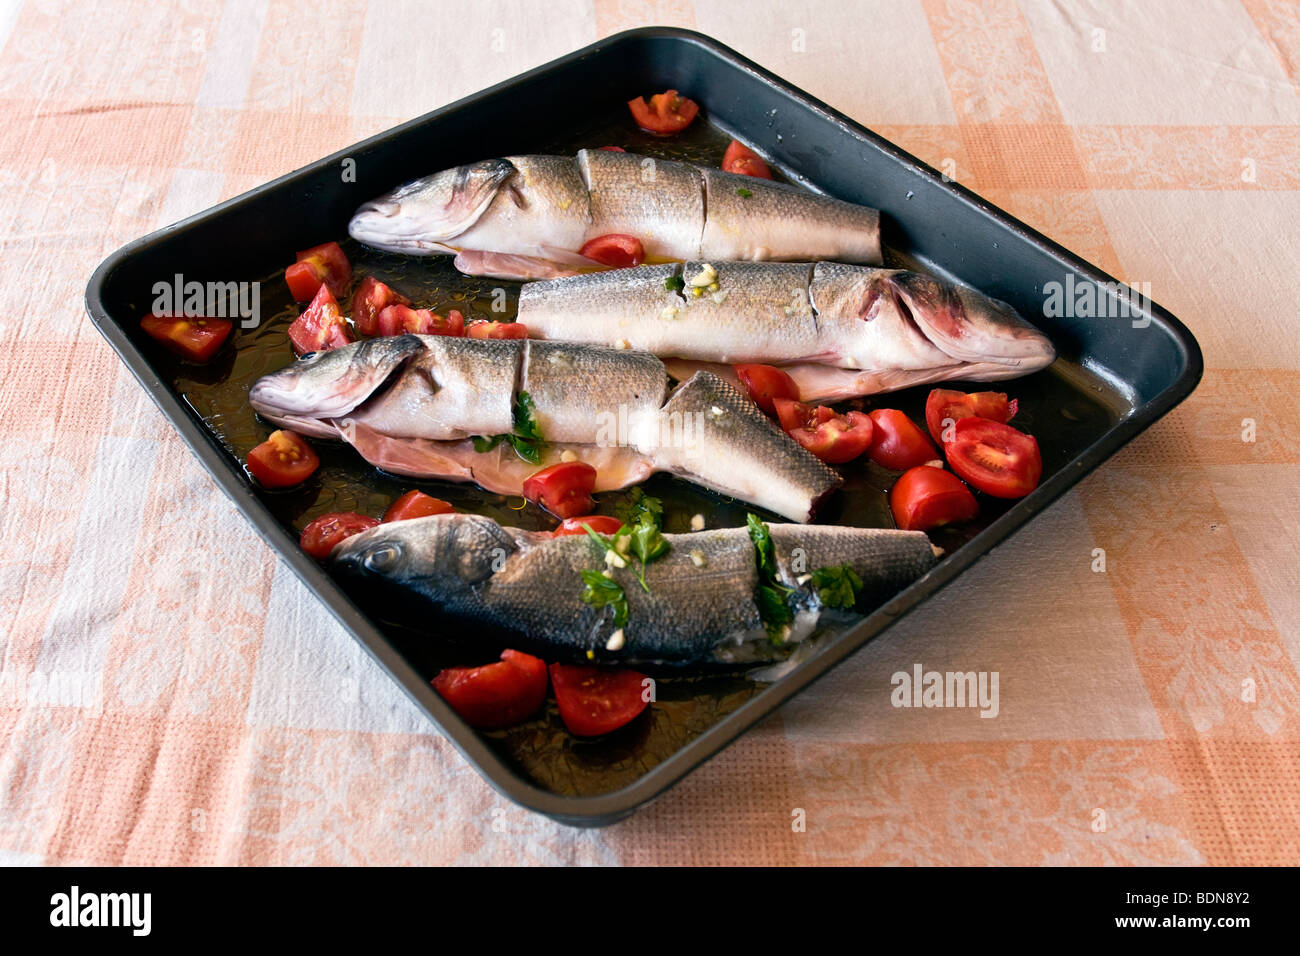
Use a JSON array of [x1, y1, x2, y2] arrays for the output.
[[288, 284, 353, 355], [579, 234, 645, 268], [627, 89, 699, 135], [300, 512, 380, 560], [246, 430, 320, 488], [553, 515, 623, 537], [522, 462, 597, 519], [925, 388, 1018, 445], [351, 276, 410, 336], [734, 364, 798, 415], [383, 490, 455, 522], [286, 241, 352, 302], [466, 320, 529, 339], [945, 418, 1042, 499], [433, 650, 549, 730], [140, 314, 232, 363], [721, 140, 773, 179], [867, 408, 939, 472], [597, 146, 626, 152], [773, 398, 874, 464], [549, 664, 649, 737], [890, 465, 978, 531], [376, 304, 464, 337]]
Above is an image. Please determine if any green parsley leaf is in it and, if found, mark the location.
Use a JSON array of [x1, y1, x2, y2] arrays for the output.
[[664, 275, 685, 292], [580, 570, 629, 628], [757, 582, 794, 642], [472, 434, 507, 453], [746, 512, 778, 579], [736, 187, 753, 198], [811, 564, 864, 610]]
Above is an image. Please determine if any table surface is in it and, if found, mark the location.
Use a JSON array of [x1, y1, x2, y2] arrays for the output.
[[2, 0, 1298, 865]]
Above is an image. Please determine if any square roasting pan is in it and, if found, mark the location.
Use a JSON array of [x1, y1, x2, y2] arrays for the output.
[[85, 28, 1202, 826]]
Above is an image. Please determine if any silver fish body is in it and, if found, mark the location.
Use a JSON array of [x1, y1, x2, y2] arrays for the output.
[[332, 513, 936, 665], [348, 150, 881, 279]]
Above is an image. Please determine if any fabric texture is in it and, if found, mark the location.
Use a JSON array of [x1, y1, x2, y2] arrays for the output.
[[1, 0, 1298, 865]]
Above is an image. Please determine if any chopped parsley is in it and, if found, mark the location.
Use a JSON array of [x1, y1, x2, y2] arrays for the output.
[[580, 570, 629, 628], [736, 187, 753, 198], [664, 274, 685, 292], [811, 564, 864, 610], [747, 513, 795, 643], [472, 390, 544, 463]]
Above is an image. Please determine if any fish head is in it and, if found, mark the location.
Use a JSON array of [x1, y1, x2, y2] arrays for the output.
[[889, 272, 1056, 374], [248, 334, 425, 425], [332, 513, 518, 595], [347, 159, 517, 253]]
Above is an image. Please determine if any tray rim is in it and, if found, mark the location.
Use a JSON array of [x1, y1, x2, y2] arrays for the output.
[[85, 25, 1204, 827]]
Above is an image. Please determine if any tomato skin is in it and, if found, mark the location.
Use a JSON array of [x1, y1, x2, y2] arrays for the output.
[[351, 276, 410, 336], [773, 398, 874, 464], [140, 314, 233, 363], [867, 409, 939, 471], [433, 650, 549, 730], [553, 515, 623, 537], [246, 430, 320, 488], [548, 664, 649, 737], [627, 89, 699, 135], [286, 241, 352, 301], [466, 320, 529, 340], [522, 462, 597, 519], [721, 140, 773, 179], [288, 284, 354, 355], [734, 364, 798, 415], [300, 512, 380, 560], [890, 465, 978, 531], [382, 490, 455, 522], [945, 418, 1043, 499], [925, 389, 1018, 445], [598, 145, 626, 152], [376, 304, 464, 337], [579, 234, 645, 268]]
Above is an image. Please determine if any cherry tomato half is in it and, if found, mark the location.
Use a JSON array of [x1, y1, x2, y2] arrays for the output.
[[376, 305, 464, 337], [300, 512, 380, 560], [466, 320, 529, 339], [288, 284, 353, 355], [553, 515, 624, 537], [867, 409, 939, 472], [140, 314, 233, 363], [579, 234, 645, 268], [433, 650, 549, 730], [773, 398, 874, 464], [734, 364, 798, 415], [721, 140, 773, 179], [351, 276, 410, 337], [627, 89, 699, 135], [925, 389, 1019, 445], [945, 418, 1042, 499], [522, 461, 597, 519], [889, 465, 978, 531], [383, 490, 455, 522], [285, 241, 352, 302], [549, 663, 650, 737], [246, 430, 320, 488]]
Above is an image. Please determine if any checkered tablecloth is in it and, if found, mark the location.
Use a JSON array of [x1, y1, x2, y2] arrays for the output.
[[2, 0, 1297, 864]]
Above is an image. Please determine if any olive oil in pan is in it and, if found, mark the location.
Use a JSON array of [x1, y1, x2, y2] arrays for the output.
[[157, 106, 1121, 797]]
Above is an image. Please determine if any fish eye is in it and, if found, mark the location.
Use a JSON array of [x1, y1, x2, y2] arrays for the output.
[[298, 351, 319, 362], [363, 544, 401, 572]]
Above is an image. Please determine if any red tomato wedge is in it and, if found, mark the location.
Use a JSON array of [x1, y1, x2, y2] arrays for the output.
[[140, 314, 232, 363], [246, 430, 320, 488], [285, 241, 352, 302], [288, 284, 353, 355], [867, 409, 939, 472], [598, 145, 626, 152], [466, 320, 529, 339], [925, 389, 1019, 445], [351, 276, 410, 336], [433, 650, 549, 730], [889, 465, 978, 531], [773, 398, 874, 464], [945, 418, 1042, 499], [579, 234, 645, 268], [376, 305, 464, 337], [553, 515, 623, 537], [383, 490, 455, 522], [734, 364, 798, 415], [627, 89, 699, 135], [549, 664, 650, 737], [721, 140, 773, 179], [522, 462, 597, 519], [300, 512, 380, 560]]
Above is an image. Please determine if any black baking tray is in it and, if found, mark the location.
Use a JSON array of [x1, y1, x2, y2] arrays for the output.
[[86, 27, 1202, 826]]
